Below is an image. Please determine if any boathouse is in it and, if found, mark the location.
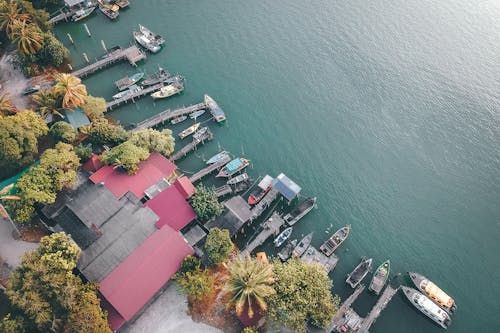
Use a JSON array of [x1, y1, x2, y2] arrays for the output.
[[206, 196, 253, 237], [271, 173, 302, 201]]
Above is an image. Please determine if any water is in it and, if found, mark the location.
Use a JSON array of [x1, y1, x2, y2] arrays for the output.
[[54, 0, 500, 331]]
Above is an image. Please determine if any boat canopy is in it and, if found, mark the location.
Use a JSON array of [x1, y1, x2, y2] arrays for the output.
[[421, 280, 454, 308], [211, 107, 225, 117], [225, 158, 244, 173], [257, 175, 273, 190], [272, 173, 301, 201]]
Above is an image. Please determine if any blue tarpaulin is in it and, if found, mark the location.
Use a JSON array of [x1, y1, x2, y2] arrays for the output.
[[272, 173, 301, 201]]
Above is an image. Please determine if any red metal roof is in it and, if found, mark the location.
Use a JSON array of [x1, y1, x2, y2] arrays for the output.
[[144, 184, 196, 231], [173, 176, 195, 199], [89, 152, 177, 199], [82, 154, 103, 173], [99, 226, 194, 325]]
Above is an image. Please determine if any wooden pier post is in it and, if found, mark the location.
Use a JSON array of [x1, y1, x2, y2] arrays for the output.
[[83, 53, 89, 63], [84, 24, 91, 37], [67, 33, 74, 44]]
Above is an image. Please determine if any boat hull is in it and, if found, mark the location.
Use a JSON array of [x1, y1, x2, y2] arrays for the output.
[[274, 227, 293, 247], [320, 224, 351, 256], [216, 158, 249, 177], [409, 272, 457, 314], [368, 260, 390, 295], [284, 197, 317, 226], [206, 151, 229, 164], [292, 232, 313, 257], [401, 287, 451, 329], [346, 258, 372, 288]]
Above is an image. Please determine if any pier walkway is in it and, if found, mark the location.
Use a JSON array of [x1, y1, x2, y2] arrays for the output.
[[360, 286, 398, 330], [242, 212, 285, 255], [326, 285, 365, 332], [215, 185, 233, 198], [189, 155, 231, 183], [250, 188, 279, 220], [106, 83, 164, 110], [48, 10, 72, 25], [170, 130, 213, 162], [134, 102, 207, 130], [71, 46, 146, 78]]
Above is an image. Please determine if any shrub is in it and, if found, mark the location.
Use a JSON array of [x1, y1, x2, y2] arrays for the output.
[[49, 121, 77, 143]]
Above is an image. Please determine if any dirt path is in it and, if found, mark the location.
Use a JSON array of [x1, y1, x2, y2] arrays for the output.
[[0, 52, 30, 110]]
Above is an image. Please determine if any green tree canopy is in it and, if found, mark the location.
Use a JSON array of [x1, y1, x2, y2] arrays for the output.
[[191, 184, 223, 221], [32, 89, 61, 118], [175, 268, 215, 300], [74, 143, 93, 162], [35, 32, 68, 66], [53, 73, 87, 109], [49, 121, 77, 143], [81, 95, 106, 119], [0, 93, 17, 116], [128, 128, 175, 157], [266, 258, 340, 333], [176, 255, 201, 276], [204, 227, 234, 264], [40, 142, 80, 190], [0, 314, 25, 333], [86, 117, 128, 146], [100, 141, 149, 175]]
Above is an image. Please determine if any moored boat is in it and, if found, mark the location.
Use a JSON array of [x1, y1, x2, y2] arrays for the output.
[[178, 123, 200, 139], [23, 85, 40, 95], [283, 197, 317, 226], [72, 6, 96, 22], [112, 84, 141, 99], [189, 110, 206, 119], [274, 227, 293, 247], [142, 67, 170, 86], [139, 24, 165, 45], [319, 224, 351, 256], [133, 31, 160, 53], [150, 83, 183, 99], [408, 272, 457, 314], [216, 158, 250, 178], [170, 115, 187, 125], [292, 232, 313, 257], [278, 239, 297, 261], [247, 175, 274, 205], [113, 0, 129, 9], [369, 260, 390, 295], [227, 173, 249, 185], [207, 151, 230, 164], [115, 72, 144, 91], [401, 286, 452, 329], [204, 94, 226, 123], [346, 257, 373, 288], [193, 127, 209, 141], [98, 1, 119, 20]]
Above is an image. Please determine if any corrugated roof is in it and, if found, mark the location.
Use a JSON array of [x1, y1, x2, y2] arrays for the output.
[[62, 107, 90, 128], [64, 0, 85, 7], [82, 154, 102, 173], [99, 226, 194, 322], [174, 176, 195, 198], [272, 173, 301, 201]]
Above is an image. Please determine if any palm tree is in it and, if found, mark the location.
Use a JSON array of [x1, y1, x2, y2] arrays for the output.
[[0, 184, 21, 239], [53, 73, 88, 109], [223, 255, 276, 318], [32, 89, 63, 119], [9, 19, 43, 55], [0, 0, 29, 36], [0, 93, 17, 116]]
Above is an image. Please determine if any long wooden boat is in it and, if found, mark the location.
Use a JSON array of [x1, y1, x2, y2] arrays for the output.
[[150, 83, 183, 99], [139, 24, 165, 45], [72, 6, 96, 22], [248, 175, 273, 205], [115, 72, 144, 91], [207, 151, 229, 164], [193, 127, 209, 141], [112, 84, 141, 99], [227, 173, 249, 185], [401, 287, 452, 329], [170, 115, 187, 125], [216, 158, 250, 178], [143, 67, 170, 86], [274, 227, 293, 247], [408, 272, 457, 314], [278, 239, 297, 261], [346, 257, 372, 288], [292, 232, 313, 257], [369, 260, 390, 295], [113, 0, 129, 9], [178, 123, 200, 139], [319, 224, 350, 256], [283, 197, 317, 226]]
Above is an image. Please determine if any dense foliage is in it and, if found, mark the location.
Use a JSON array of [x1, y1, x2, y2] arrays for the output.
[[39, 142, 80, 190], [3, 233, 111, 333], [191, 184, 223, 221], [49, 121, 77, 143], [177, 255, 201, 275], [74, 143, 92, 162], [81, 95, 106, 119], [86, 117, 128, 146], [0, 93, 16, 116], [128, 128, 175, 157], [100, 141, 149, 175], [204, 227, 234, 264], [32, 89, 60, 118], [175, 268, 215, 300], [266, 258, 340, 333], [241, 327, 258, 333], [53, 73, 87, 108]]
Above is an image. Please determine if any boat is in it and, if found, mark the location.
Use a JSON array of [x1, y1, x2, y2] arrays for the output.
[[71, 6, 96, 22], [401, 286, 452, 329], [292, 232, 313, 257], [142, 67, 170, 86], [408, 272, 457, 314], [178, 123, 200, 139], [189, 110, 206, 119], [139, 24, 165, 46], [283, 197, 317, 226], [227, 173, 249, 185], [206, 151, 229, 164], [115, 72, 144, 91], [216, 158, 250, 178], [346, 258, 372, 288], [133, 31, 161, 53], [278, 239, 297, 261], [204, 94, 226, 123], [98, 0, 119, 20], [274, 227, 293, 247], [113, 0, 129, 8], [319, 224, 351, 256], [369, 260, 391, 295], [150, 83, 183, 99], [193, 127, 209, 141], [170, 116, 187, 125], [247, 175, 274, 204], [112, 84, 141, 99], [23, 85, 40, 95]]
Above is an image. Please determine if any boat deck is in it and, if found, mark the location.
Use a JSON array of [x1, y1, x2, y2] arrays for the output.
[[250, 188, 279, 220], [169, 129, 213, 162], [242, 212, 285, 255], [300, 245, 339, 273], [134, 102, 207, 129], [215, 185, 233, 198], [189, 155, 231, 183], [360, 286, 398, 330], [106, 83, 164, 110]]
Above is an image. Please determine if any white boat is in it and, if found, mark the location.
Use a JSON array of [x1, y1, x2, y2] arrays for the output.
[[151, 83, 183, 99], [170, 116, 187, 125], [274, 227, 293, 247], [227, 173, 249, 185], [189, 110, 206, 119], [112, 84, 141, 99], [139, 24, 165, 45], [178, 123, 200, 139], [193, 127, 209, 140], [204, 94, 226, 123], [206, 151, 229, 164], [133, 31, 161, 53], [402, 287, 452, 329]]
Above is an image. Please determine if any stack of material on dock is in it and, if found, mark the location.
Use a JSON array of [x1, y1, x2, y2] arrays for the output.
[[205, 196, 252, 237], [300, 246, 339, 273], [215, 185, 232, 198], [242, 212, 286, 255]]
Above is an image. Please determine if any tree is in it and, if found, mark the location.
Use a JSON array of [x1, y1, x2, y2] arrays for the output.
[[0, 0, 29, 36], [223, 255, 275, 318], [49, 121, 77, 143], [32, 89, 61, 118], [81, 95, 106, 119], [0, 93, 17, 116], [191, 184, 223, 221], [128, 128, 175, 157], [10, 19, 43, 54], [266, 258, 340, 333], [242, 327, 258, 333], [176, 255, 201, 276], [36, 32, 68, 66], [53, 73, 87, 108], [74, 143, 92, 162], [0, 314, 25, 333], [204, 227, 234, 264], [176, 269, 215, 300], [40, 142, 80, 190], [86, 117, 128, 145], [6, 233, 112, 333], [100, 141, 149, 175]]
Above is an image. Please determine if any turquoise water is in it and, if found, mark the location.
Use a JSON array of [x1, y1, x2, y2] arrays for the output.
[[54, 0, 500, 331]]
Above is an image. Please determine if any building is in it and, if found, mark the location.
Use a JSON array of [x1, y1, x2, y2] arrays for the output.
[[272, 173, 301, 201], [205, 195, 253, 237]]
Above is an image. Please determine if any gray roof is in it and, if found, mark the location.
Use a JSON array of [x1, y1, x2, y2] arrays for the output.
[[64, 0, 86, 7], [205, 196, 253, 237], [182, 224, 207, 246], [223, 196, 252, 223]]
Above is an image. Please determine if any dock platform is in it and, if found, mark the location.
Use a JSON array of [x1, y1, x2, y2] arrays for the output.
[[300, 245, 339, 273], [189, 155, 231, 183], [48, 10, 73, 24], [360, 286, 398, 330], [71, 45, 146, 78], [134, 102, 207, 130], [242, 212, 285, 255], [215, 185, 233, 198], [169, 130, 213, 162], [250, 188, 279, 220], [326, 285, 365, 332], [106, 83, 164, 110]]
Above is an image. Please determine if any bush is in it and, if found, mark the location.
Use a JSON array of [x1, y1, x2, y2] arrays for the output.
[[177, 255, 201, 276], [36, 32, 69, 67], [100, 141, 149, 175], [190, 184, 223, 221], [176, 269, 214, 300], [204, 228, 234, 264], [81, 95, 106, 119], [87, 118, 128, 146], [74, 144, 93, 162], [49, 121, 77, 143]]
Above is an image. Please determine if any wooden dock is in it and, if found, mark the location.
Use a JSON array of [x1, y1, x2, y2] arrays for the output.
[[300, 246, 339, 273], [48, 10, 73, 24], [134, 102, 207, 130], [106, 83, 164, 110], [71, 45, 146, 78], [326, 285, 365, 332], [359, 286, 398, 330], [189, 155, 231, 183], [215, 185, 233, 198], [242, 212, 285, 255], [250, 188, 279, 220], [169, 130, 213, 162]]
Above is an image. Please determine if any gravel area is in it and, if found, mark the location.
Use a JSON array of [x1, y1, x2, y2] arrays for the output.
[[0, 52, 30, 110]]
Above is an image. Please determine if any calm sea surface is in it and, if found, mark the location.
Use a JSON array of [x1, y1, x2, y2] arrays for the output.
[[54, 0, 500, 331]]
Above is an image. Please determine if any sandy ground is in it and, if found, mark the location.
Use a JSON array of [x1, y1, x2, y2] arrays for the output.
[[0, 216, 38, 268], [121, 282, 222, 333], [0, 52, 30, 110]]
